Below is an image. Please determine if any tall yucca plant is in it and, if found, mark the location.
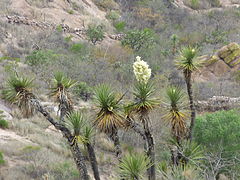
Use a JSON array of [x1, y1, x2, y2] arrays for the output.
[[175, 46, 202, 140], [126, 82, 158, 180], [66, 111, 100, 180], [119, 152, 151, 180], [3, 75, 89, 179], [163, 86, 188, 143], [3, 75, 34, 117], [49, 72, 76, 121], [94, 84, 125, 159]]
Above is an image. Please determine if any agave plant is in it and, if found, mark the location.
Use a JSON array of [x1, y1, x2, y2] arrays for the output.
[[119, 152, 151, 180], [3, 75, 35, 117], [163, 86, 189, 143], [94, 84, 126, 159], [158, 162, 204, 180], [175, 46, 202, 140]]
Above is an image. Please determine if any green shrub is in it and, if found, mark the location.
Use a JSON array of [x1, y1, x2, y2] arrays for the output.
[[189, 0, 200, 9], [194, 110, 240, 156], [86, 25, 105, 45], [73, 82, 93, 101], [93, 0, 119, 11], [0, 119, 8, 129], [0, 152, 5, 165], [106, 10, 120, 21], [51, 161, 79, 179], [26, 50, 59, 66], [69, 43, 84, 53], [207, 0, 221, 7], [0, 112, 8, 129], [114, 21, 126, 32], [121, 28, 155, 52]]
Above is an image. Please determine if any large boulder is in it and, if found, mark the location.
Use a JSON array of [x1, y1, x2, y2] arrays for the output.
[[217, 42, 240, 67]]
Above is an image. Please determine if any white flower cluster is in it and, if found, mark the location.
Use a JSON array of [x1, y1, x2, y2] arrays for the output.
[[133, 56, 151, 84]]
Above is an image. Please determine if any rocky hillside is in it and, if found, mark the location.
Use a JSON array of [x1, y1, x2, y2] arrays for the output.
[[1, 0, 240, 179]]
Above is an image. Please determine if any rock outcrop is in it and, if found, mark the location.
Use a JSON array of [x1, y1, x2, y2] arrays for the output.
[[196, 96, 240, 112], [217, 42, 240, 67]]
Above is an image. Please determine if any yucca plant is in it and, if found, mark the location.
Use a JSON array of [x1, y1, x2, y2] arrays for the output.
[[127, 56, 159, 180], [119, 152, 151, 180], [49, 72, 76, 121], [163, 86, 188, 143], [3, 75, 34, 117], [3, 75, 89, 180], [175, 46, 202, 140], [158, 163, 203, 180], [94, 84, 125, 159], [66, 111, 87, 144], [66, 112, 100, 180]]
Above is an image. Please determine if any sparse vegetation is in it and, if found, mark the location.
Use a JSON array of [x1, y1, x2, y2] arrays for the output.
[[1, 0, 240, 179], [86, 25, 105, 45], [0, 152, 5, 165]]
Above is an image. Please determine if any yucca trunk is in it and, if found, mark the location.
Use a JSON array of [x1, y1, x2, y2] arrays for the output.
[[109, 129, 122, 160], [29, 98, 89, 180], [126, 116, 147, 149], [184, 72, 195, 141], [86, 143, 101, 180], [140, 112, 155, 180], [59, 91, 73, 122]]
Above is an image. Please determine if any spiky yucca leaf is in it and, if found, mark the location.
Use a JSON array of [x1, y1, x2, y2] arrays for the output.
[[178, 140, 204, 165], [169, 139, 204, 166], [175, 46, 202, 74], [163, 86, 188, 140], [66, 111, 87, 144], [49, 72, 76, 98], [94, 84, 125, 133], [158, 163, 204, 180], [3, 75, 34, 117], [118, 152, 151, 180], [83, 125, 95, 143], [126, 82, 159, 115]]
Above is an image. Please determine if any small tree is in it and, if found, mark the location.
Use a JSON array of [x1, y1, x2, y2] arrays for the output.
[[93, 84, 126, 160], [3, 75, 90, 180], [163, 86, 188, 143], [66, 112, 101, 180], [175, 47, 202, 141], [126, 56, 158, 180], [121, 28, 155, 52], [86, 25, 105, 45]]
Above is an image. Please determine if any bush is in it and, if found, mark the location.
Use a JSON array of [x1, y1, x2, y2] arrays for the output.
[[0, 152, 5, 165], [69, 43, 84, 53], [0, 111, 8, 129], [26, 50, 59, 66], [93, 0, 119, 11], [73, 82, 93, 101], [86, 25, 105, 45], [121, 28, 155, 52], [114, 21, 126, 32], [194, 110, 240, 156], [51, 161, 79, 179], [0, 119, 8, 129], [106, 10, 120, 21]]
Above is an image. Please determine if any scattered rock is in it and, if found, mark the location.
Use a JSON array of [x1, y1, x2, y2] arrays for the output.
[[196, 96, 240, 112]]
